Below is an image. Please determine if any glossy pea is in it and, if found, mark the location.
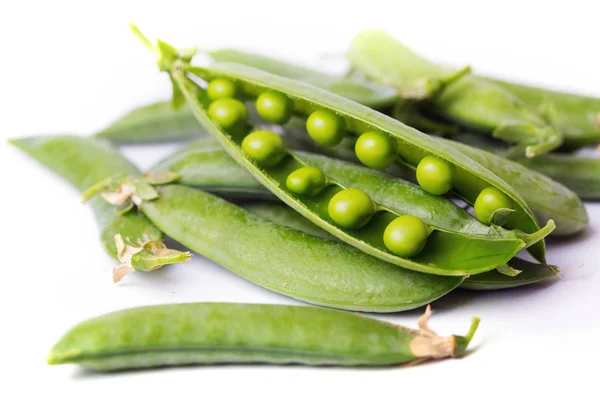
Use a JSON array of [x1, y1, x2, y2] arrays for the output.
[[207, 98, 248, 130], [474, 187, 513, 224], [207, 78, 237, 100], [416, 156, 453, 195], [328, 188, 375, 229], [48, 303, 480, 371], [286, 166, 326, 196], [355, 131, 396, 170], [256, 91, 293, 124], [383, 215, 429, 257], [306, 109, 345, 146], [241, 130, 286, 167]]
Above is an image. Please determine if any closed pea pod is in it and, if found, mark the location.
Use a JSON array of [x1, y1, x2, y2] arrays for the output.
[[48, 303, 480, 371], [132, 26, 551, 269]]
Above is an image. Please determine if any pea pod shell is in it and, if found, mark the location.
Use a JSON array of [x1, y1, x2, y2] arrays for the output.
[[207, 49, 398, 109], [138, 184, 462, 312], [177, 62, 546, 264], [439, 138, 589, 236], [48, 302, 477, 370], [10, 135, 162, 258], [94, 101, 203, 143]]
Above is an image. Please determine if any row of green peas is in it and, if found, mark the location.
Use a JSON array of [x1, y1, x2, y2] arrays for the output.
[[205, 78, 512, 257]]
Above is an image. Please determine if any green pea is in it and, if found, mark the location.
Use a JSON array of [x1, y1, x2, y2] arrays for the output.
[[416, 156, 453, 195], [306, 109, 345, 146], [256, 91, 293, 124], [241, 130, 286, 167], [207, 78, 237, 100], [383, 215, 429, 257], [355, 131, 396, 170], [286, 166, 327, 196], [474, 187, 513, 224], [328, 188, 374, 229], [207, 98, 248, 130]]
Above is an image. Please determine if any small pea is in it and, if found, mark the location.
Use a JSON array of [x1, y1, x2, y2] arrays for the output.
[[383, 215, 429, 257], [355, 131, 396, 170], [416, 156, 454, 195], [474, 187, 513, 224], [207, 78, 237, 100], [306, 110, 345, 146], [286, 166, 327, 196], [207, 98, 248, 130], [256, 91, 294, 124], [328, 188, 374, 229], [241, 130, 286, 167]]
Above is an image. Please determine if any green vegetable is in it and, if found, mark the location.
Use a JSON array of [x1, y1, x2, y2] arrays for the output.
[[416, 155, 453, 195], [207, 78, 238, 100], [132, 26, 550, 268], [241, 130, 286, 167], [48, 302, 480, 371], [383, 215, 429, 257], [9, 136, 190, 271], [474, 187, 513, 225], [207, 97, 248, 130], [347, 30, 563, 157], [306, 109, 345, 146], [87, 182, 463, 311], [256, 90, 294, 124], [327, 188, 375, 229], [355, 130, 396, 170], [286, 166, 327, 196]]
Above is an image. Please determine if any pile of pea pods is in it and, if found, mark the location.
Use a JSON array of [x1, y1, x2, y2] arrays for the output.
[[12, 26, 599, 372]]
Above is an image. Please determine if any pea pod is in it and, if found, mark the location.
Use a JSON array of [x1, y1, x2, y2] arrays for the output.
[[347, 30, 563, 158], [48, 302, 480, 371], [150, 141, 559, 289], [132, 26, 549, 265], [488, 78, 600, 149], [151, 138, 550, 249], [95, 101, 201, 143], [87, 182, 462, 312], [207, 48, 398, 109]]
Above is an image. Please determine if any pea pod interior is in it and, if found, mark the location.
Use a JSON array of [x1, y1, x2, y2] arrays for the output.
[[179, 62, 547, 262]]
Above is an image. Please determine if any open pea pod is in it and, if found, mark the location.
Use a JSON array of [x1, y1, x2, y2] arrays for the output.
[[207, 49, 398, 109], [487, 78, 600, 149], [346, 30, 563, 158], [151, 138, 550, 249], [9, 135, 190, 271]]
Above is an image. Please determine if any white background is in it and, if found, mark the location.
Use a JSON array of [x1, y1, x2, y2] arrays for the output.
[[1, 1, 599, 399]]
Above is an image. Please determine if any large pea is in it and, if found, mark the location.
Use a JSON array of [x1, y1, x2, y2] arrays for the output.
[[256, 91, 293, 124], [286, 166, 327, 196], [327, 188, 375, 229], [416, 156, 454, 195], [207, 98, 248, 130], [383, 215, 429, 257], [306, 110, 345, 146], [474, 187, 513, 224], [207, 78, 237, 100], [241, 130, 286, 167], [355, 131, 396, 170]]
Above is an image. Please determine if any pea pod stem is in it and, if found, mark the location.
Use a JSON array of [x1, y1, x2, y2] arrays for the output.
[[47, 303, 480, 370]]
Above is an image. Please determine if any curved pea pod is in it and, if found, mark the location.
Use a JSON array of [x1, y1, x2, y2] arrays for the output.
[[48, 302, 480, 371], [10, 136, 159, 258], [88, 182, 462, 312], [207, 48, 398, 109], [488, 78, 600, 149], [347, 30, 563, 158], [245, 201, 560, 290], [151, 139, 549, 251], [439, 138, 589, 236], [94, 101, 201, 143], [132, 30, 551, 267]]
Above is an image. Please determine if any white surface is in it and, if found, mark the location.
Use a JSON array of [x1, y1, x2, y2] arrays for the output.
[[1, 1, 599, 398]]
